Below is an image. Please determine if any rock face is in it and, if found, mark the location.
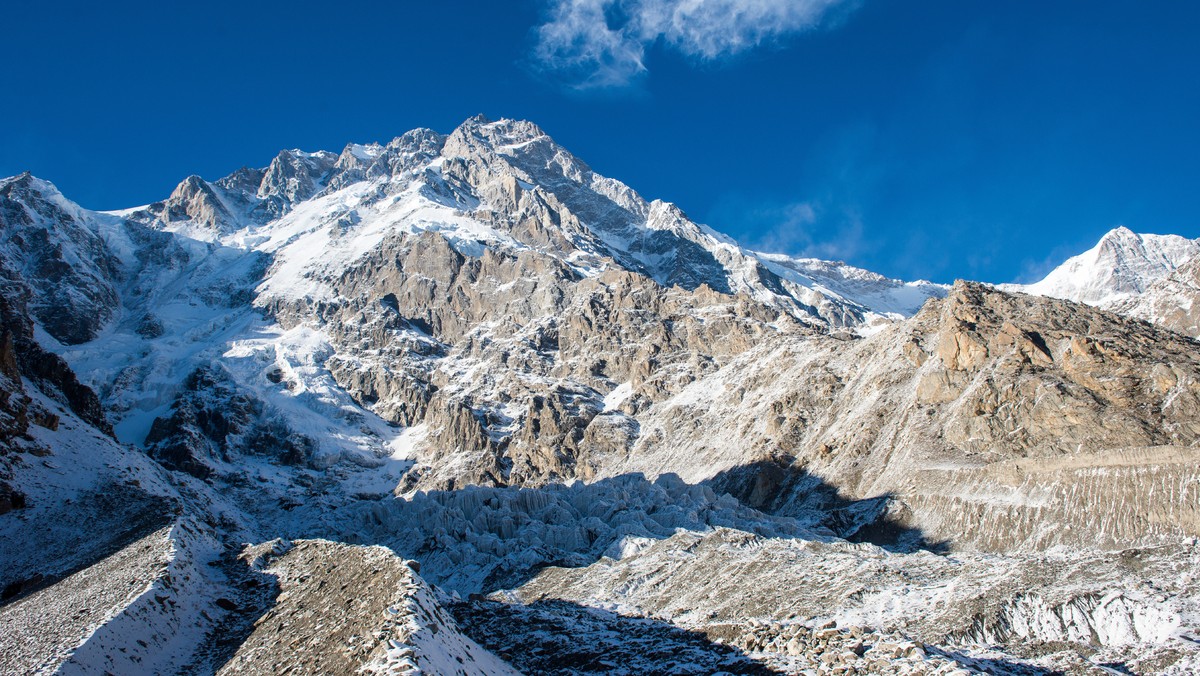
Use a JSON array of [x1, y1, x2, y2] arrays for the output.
[[3, 117, 1200, 674], [0, 260, 112, 450], [617, 282, 1200, 552], [130, 150, 339, 240], [144, 366, 311, 478], [101, 116, 941, 496], [0, 173, 122, 344], [152, 175, 242, 236], [311, 228, 789, 489]]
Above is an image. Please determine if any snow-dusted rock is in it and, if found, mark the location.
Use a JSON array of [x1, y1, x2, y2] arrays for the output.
[[219, 539, 516, 676], [1114, 253, 1200, 338]]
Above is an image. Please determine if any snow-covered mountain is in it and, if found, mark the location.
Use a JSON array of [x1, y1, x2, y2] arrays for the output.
[[3, 117, 1200, 674], [1000, 225, 1200, 339], [1002, 226, 1200, 307], [118, 116, 946, 331]]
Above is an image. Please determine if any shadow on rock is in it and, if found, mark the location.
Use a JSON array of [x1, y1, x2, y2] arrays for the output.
[[0, 484, 178, 603], [454, 598, 1066, 676], [452, 597, 781, 675], [187, 547, 282, 674], [932, 648, 1065, 676], [705, 461, 950, 554]]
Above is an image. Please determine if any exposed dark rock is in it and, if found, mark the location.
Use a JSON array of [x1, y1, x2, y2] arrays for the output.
[[0, 174, 121, 344], [145, 365, 314, 478], [0, 262, 111, 441]]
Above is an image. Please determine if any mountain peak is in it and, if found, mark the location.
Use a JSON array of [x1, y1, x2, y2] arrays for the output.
[[1005, 227, 1200, 307], [1097, 225, 1154, 254], [213, 166, 267, 194], [102, 119, 949, 329], [448, 116, 551, 151], [0, 173, 88, 225], [256, 147, 338, 210], [1, 171, 59, 198]]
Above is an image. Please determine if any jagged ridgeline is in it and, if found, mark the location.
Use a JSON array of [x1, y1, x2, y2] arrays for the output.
[[2, 116, 1199, 674]]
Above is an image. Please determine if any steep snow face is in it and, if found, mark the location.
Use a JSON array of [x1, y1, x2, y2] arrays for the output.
[[1004, 226, 1200, 307], [248, 176, 524, 304], [5, 186, 415, 476], [756, 252, 946, 329]]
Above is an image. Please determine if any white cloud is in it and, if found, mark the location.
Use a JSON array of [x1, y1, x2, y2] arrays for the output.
[[533, 0, 854, 89], [705, 195, 868, 263], [744, 201, 867, 262]]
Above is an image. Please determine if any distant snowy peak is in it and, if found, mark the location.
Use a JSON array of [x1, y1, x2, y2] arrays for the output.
[[1005, 226, 1200, 307]]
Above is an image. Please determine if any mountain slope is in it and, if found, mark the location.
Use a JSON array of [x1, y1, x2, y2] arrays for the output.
[[614, 281, 1200, 552], [0, 174, 123, 344], [1113, 254, 1200, 338], [2, 117, 950, 492]]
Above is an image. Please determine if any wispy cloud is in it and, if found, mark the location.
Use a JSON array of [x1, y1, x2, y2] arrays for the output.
[[707, 197, 868, 263], [532, 0, 855, 89]]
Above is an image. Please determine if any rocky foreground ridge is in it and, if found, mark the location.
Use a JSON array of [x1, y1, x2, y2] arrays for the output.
[[2, 117, 1200, 674]]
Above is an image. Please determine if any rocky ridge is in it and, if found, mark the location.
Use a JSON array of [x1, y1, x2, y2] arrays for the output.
[[614, 281, 1200, 552], [219, 539, 517, 675]]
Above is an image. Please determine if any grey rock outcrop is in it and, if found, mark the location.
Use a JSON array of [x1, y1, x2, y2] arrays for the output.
[[254, 149, 338, 221], [0, 261, 111, 443], [145, 366, 312, 478], [295, 227, 795, 490], [618, 282, 1200, 552]]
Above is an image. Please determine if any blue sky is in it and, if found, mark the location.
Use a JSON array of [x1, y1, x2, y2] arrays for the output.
[[3, 0, 1198, 283]]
